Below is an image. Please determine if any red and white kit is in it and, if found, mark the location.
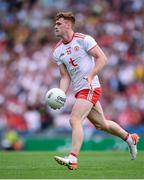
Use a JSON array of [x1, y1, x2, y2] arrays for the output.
[[53, 33, 101, 105]]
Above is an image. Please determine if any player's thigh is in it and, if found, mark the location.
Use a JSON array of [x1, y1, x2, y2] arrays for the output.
[[71, 99, 93, 121], [87, 101, 106, 126]]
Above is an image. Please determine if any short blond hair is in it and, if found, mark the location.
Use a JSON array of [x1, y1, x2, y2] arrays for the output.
[[55, 12, 75, 25]]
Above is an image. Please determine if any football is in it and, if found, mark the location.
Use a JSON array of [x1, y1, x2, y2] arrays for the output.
[[45, 88, 66, 110]]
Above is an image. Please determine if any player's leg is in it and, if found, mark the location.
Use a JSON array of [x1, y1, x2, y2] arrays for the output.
[[55, 98, 93, 170], [70, 99, 93, 155], [87, 101, 128, 138], [87, 101, 139, 160]]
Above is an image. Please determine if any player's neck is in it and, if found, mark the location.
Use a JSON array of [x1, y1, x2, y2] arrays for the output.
[[62, 30, 74, 44]]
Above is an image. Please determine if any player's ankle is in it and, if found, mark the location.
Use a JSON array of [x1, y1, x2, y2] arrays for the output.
[[124, 133, 133, 145], [124, 133, 139, 145], [68, 152, 78, 163]]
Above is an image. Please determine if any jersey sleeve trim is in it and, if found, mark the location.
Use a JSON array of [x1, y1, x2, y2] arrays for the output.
[[87, 44, 98, 52]]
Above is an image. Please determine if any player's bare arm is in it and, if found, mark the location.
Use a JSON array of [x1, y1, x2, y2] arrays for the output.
[[85, 45, 107, 85], [59, 63, 71, 93]]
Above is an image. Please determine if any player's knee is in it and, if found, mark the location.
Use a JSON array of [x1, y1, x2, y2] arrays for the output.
[[101, 122, 109, 131], [95, 122, 109, 131], [95, 124, 102, 130]]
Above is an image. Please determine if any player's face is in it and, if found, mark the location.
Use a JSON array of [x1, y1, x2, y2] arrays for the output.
[[55, 18, 68, 37]]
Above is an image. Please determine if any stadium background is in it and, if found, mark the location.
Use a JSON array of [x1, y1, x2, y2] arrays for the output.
[[0, 0, 144, 151]]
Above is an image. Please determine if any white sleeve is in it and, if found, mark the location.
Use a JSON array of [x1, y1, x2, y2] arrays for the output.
[[53, 51, 63, 65], [83, 35, 97, 52]]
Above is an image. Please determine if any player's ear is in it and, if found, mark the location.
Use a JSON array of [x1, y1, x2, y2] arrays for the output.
[[66, 20, 72, 29]]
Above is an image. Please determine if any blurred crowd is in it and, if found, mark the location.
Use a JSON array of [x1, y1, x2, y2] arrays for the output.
[[0, 0, 144, 142]]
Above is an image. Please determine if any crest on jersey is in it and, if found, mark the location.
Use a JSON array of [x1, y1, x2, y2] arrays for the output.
[[74, 46, 79, 51]]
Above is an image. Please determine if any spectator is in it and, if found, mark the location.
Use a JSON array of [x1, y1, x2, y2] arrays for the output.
[[0, 0, 143, 139]]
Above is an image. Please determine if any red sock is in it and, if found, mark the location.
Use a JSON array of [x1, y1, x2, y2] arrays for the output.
[[70, 152, 77, 157], [68, 152, 78, 163]]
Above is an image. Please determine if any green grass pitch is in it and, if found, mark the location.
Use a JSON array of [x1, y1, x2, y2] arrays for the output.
[[0, 151, 144, 179]]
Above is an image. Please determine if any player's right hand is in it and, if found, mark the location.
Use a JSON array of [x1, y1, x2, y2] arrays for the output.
[[83, 76, 93, 91]]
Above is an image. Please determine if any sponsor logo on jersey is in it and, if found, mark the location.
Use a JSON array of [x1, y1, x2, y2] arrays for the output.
[[60, 53, 65, 57], [69, 58, 78, 67]]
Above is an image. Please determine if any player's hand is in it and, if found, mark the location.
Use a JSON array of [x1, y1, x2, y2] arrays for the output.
[[83, 76, 93, 91]]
